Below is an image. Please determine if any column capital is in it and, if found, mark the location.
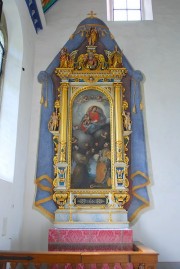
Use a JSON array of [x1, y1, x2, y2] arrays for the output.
[[60, 81, 69, 88], [113, 81, 123, 88]]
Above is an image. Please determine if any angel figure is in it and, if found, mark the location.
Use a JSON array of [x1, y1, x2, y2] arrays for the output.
[[59, 47, 78, 68], [105, 45, 123, 68]]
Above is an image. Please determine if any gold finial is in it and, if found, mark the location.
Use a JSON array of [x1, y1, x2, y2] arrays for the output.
[[87, 11, 97, 18]]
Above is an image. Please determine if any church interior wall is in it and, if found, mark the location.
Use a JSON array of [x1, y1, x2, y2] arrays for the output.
[[0, 0, 180, 264]]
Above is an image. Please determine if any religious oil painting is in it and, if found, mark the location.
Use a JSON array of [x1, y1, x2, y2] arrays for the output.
[[70, 89, 112, 189], [41, 0, 57, 13]]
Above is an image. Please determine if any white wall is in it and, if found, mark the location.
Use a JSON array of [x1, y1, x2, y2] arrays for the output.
[[130, 0, 180, 261], [0, 0, 36, 250], [4, 0, 180, 262]]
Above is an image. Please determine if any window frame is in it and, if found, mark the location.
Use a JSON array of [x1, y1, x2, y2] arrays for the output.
[[107, 0, 153, 21], [113, 0, 142, 21]]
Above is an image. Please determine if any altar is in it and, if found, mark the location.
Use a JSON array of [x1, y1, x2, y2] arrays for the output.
[[34, 12, 153, 265], [48, 228, 133, 251]]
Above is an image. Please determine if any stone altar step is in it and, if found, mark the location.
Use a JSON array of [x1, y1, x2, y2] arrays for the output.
[[54, 208, 129, 229], [48, 228, 133, 251]]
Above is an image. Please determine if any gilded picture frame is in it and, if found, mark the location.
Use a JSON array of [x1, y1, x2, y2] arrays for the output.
[[67, 85, 115, 192]]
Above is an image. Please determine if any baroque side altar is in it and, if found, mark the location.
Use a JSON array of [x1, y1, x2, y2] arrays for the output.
[[51, 42, 131, 229], [35, 13, 151, 253]]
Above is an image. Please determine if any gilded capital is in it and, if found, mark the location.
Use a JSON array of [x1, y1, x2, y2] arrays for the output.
[[61, 81, 69, 90]]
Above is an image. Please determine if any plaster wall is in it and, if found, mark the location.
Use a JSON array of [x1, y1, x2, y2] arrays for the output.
[[3, 0, 180, 262]]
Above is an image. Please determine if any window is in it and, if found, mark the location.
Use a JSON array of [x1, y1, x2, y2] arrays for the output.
[[107, 0, 153, 21], [114, 0, 141, 21], [0, 13, 7, 106], [0, 31, 5, 75], [0, 5, 23, 183]]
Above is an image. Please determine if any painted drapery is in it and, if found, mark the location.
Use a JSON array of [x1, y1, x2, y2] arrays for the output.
[[34, 16, 150, 222]]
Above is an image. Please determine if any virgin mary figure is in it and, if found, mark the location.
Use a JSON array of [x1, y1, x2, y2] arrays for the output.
[[80, 105, 106, 134]]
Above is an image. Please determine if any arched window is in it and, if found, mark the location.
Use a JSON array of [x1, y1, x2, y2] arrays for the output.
[[0, 3, 23, 183], [107, 0, 153, 21], [0, 31, 5, 74], [0, 13, 7, 106]]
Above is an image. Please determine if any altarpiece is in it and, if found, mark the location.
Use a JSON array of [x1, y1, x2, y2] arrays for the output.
[[35, 13, 150, 227]]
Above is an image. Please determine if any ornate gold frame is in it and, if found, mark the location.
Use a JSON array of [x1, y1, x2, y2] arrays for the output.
[[67, 85, 115, 192], [47, 43, 131, 210]]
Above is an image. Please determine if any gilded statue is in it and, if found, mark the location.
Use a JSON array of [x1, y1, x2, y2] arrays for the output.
[[105, 45, 123, 68], [123, 111, 132, 131], [59, 47, 77, 68], [76, 52, 107, 70], [86, 27, 98, 46], [48, 112, 59, 131], [85, 52, 98, 69]]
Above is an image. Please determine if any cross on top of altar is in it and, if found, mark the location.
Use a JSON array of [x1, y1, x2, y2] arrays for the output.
[[87, 11, 97, 18]]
